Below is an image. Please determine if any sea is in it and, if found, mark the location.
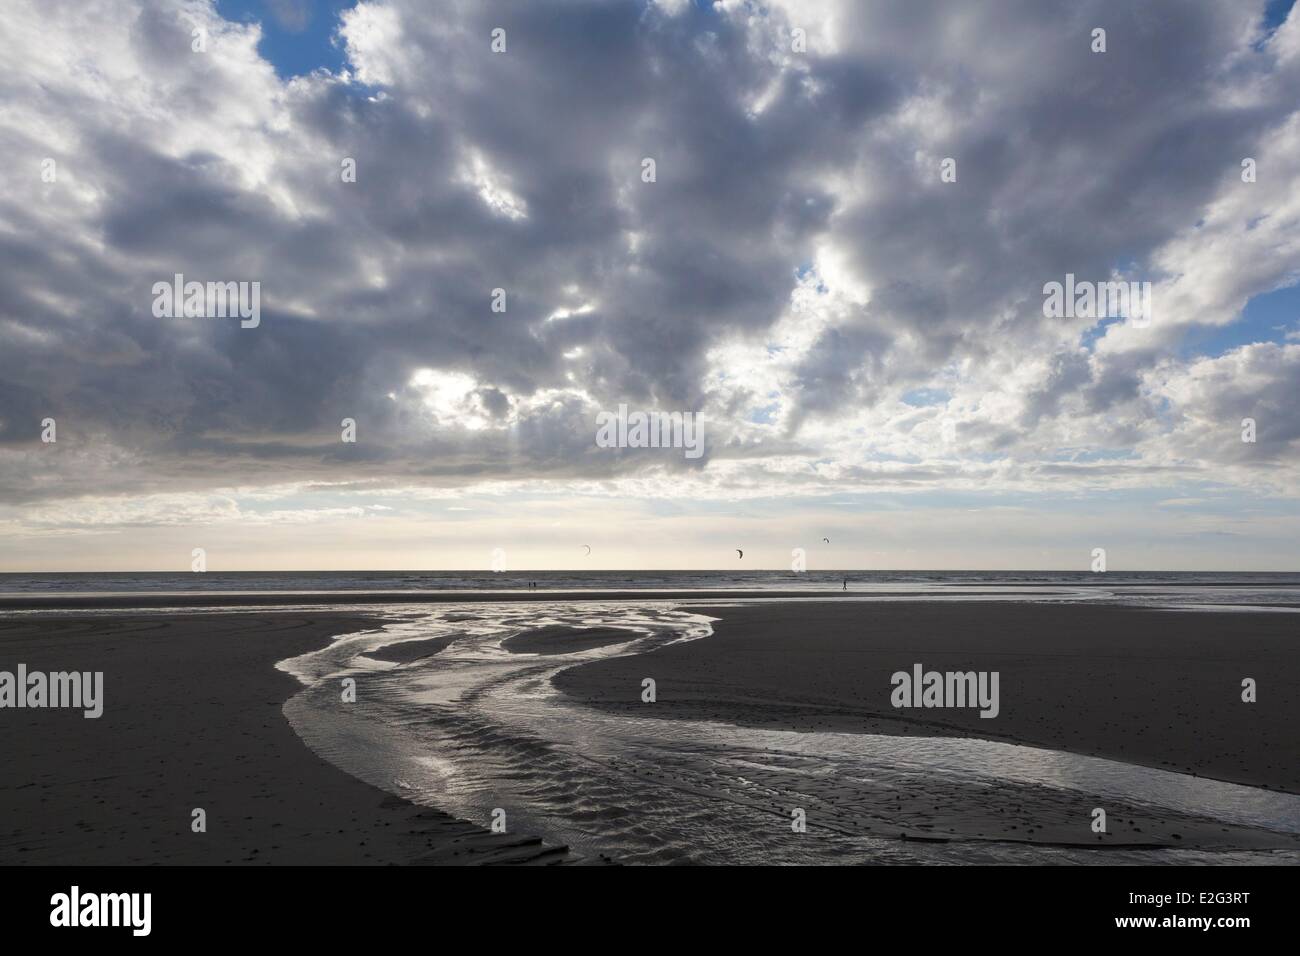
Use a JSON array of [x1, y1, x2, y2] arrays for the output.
[[4, 569, 1300, 609]]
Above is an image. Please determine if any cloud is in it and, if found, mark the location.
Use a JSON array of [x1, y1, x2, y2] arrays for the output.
[[1, 0, 1298, 560]]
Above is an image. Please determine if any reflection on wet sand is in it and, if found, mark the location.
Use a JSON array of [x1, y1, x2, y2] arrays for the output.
[[281, 601, 1300, 865]]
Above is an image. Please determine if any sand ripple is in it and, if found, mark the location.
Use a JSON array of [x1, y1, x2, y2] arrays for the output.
[[280, 602, 1300, 864]]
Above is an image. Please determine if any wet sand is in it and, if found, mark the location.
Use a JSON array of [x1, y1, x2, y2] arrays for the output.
[[285, 601, 1299, 856], [0, 612, 569, 865], [365, 634, 462, 663], [503, 625, 641, 654], [4, 599, 1297, 865], [554, 601, 1300, 794]]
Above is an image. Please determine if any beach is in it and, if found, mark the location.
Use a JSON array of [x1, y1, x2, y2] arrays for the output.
[[0, 611, 569, 865], [558, 601, 1300, 793], [2, 595, 1298, 864]]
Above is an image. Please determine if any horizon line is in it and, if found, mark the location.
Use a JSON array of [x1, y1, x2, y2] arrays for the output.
[[3, 568, 1300, 576]]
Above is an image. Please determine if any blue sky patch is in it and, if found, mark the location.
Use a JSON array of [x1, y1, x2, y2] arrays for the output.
[[1183, 282, 1300, 359], [1265, 0, 1297, 31], [901, 387, 951, 407], [216, 0, 358, 78]]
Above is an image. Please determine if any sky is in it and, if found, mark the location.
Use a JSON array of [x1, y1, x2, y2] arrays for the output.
[[1, 0, 1299, 572]]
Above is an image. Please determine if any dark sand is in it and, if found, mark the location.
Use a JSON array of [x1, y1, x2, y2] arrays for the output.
[[365, 634, 462, 663], [5, 598, 1296, 864], [0, 612, 569, 865], [502, 625, 640, 654], [555, 601, 1300, 794]]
